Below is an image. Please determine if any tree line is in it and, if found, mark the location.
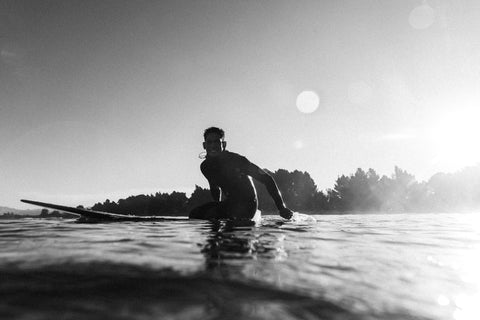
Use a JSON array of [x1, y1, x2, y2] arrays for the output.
[[91, 164, 480, 215]]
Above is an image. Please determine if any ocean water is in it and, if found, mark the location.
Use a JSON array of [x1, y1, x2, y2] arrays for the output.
[[1, 213, 479, 320]]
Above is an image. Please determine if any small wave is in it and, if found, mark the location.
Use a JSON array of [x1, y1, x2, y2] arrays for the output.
[[0, 261, 354, 320], [291, 212, 317, 223]]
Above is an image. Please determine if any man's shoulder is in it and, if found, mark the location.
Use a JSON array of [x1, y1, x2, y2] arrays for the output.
[[201, 151, 252, 169], [200, 159, 209, 171], [224, 151, 249, 161], [200, 156, 221, 172], [223, 151, 254, 170]]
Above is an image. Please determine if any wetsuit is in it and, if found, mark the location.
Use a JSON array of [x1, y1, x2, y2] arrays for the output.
[[189, 151, 286, 220]]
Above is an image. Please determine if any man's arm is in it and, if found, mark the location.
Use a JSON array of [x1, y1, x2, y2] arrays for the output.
[[209, 183, 221, 202], [201, 161, 221, 202], [246, 162, 293, 219]]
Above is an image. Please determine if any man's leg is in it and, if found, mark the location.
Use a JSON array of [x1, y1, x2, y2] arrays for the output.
[[225, 200, 258, 220], [189, 202, 222, 219], [189, 201, 257, 220]]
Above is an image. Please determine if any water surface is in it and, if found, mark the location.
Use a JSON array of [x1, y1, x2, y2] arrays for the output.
[[1, 213, 479, 320]]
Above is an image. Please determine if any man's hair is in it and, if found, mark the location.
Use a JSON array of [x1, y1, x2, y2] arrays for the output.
[[203, 127, 225, 140]]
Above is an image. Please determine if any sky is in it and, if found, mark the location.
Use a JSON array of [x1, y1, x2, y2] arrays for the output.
[[1, 0, 480, 209]]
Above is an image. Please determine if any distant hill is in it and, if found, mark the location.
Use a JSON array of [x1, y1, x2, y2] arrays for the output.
[[0, 206, 41, 216]]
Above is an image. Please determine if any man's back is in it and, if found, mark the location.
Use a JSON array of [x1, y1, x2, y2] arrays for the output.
[[201, 151, 257, 202]]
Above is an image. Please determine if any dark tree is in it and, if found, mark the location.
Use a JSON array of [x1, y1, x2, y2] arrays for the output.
[[187, 185, 212, 211], [255, 169, 319, 212], [89, 163, 480, 216], [332, 168, 381, 211]]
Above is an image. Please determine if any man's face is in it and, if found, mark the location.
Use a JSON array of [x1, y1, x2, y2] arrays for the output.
[[203, 133, 225, 157]]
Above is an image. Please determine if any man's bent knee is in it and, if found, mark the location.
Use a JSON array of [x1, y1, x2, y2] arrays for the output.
[[189, 202, 220, 219]]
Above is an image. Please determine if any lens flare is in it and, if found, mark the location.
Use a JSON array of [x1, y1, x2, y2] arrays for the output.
[[296, 91, 319, 114], [293, 140, 304, 149], [409, 5, 435, 29]]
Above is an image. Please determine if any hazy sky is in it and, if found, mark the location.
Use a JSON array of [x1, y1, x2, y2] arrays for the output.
[[2, 0, 480, 209]]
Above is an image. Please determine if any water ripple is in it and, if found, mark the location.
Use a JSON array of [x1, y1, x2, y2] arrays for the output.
[[1, 213, 479, 320]]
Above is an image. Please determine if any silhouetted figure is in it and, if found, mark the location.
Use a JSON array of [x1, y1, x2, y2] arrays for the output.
[[189, 127, 293, 220]]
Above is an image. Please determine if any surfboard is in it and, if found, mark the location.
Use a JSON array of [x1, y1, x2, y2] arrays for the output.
[[21, 199, 189, 222]]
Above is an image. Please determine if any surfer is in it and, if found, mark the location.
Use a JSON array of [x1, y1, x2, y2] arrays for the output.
[[189, 127, 294, 220]]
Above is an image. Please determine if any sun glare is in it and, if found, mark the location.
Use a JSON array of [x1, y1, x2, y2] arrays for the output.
[[452, 214, 480, 320], [296, 90, 319, 114], [430, 107, 480, 170]]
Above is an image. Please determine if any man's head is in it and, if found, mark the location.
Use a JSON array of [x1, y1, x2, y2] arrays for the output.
[[203, 127, 226, 157]]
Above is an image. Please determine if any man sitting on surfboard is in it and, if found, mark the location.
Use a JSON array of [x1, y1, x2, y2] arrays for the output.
[[189, 127, 294, 220]]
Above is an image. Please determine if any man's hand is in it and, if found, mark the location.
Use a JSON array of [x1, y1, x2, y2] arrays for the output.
[[279, 207, 294, 220]]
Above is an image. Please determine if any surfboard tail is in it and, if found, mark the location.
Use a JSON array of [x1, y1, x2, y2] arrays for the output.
[[20, 199, 188, 221], [21, 199, 85, 216]]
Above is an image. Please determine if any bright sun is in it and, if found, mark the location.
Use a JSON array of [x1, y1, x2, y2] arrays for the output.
[[296, 90, 319, 114], [430, 107, 480, 170]]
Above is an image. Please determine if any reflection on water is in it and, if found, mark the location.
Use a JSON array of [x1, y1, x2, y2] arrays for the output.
[[206, 221, 289, 258], [201, 221, 288, 274], [1, 213, 479, 320]]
